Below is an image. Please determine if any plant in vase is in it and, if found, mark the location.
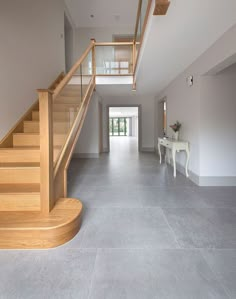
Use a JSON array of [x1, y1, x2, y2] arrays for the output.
[[170, 121, 181, 140]]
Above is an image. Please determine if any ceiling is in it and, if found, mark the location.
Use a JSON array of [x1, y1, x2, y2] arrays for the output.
[[109, 107, 138, 117], [65, 0, 138, 28], [136, 0, 236, 95]]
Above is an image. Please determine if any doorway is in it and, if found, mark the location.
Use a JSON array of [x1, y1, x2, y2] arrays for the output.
[[107, 106, 141, 153]]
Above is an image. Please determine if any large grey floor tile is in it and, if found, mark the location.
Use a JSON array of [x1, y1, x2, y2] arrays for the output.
[[138, 187, 210, 208], [192, 187, 236, 208], [80, 208, 178, 249], [88, 249, 228, 299], [201, 250, 236, 299], [163, 207, 236, 249], [0, 249, 97, 299], [69, 188, 142, 208]]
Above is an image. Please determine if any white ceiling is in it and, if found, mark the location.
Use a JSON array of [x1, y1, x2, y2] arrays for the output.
[[109, 107, 138, 117], [65, 0, 138, 28], [136, 0, 236, 95]]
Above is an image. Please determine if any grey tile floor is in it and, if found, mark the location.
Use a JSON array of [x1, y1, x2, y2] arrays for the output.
[[1, 137, 236, 298]]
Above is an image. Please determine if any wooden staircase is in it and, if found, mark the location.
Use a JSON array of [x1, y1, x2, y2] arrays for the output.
[[0, 42, 96, 248]]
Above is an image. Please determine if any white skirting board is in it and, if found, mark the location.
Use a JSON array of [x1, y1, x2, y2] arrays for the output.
[[176, 161, 236, 187]]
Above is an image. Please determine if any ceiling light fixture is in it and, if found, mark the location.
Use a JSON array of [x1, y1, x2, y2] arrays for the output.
[[90, 14, 94, 18]]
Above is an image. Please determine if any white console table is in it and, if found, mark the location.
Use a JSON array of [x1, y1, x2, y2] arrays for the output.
[[158, 137, 190, 177]]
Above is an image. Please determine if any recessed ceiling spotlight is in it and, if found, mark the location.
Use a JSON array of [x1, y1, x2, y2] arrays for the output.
[[90, 14, 94, 18]]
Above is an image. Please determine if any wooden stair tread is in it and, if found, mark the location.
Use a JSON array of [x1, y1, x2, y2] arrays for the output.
[[0, 147, 39, 150], [0, 162, 40, 168], [13, 133, 39, 136], [0, 184, 40, 193]]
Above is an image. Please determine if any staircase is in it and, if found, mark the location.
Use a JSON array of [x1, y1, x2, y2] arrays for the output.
[[0, 42, 96, 249]]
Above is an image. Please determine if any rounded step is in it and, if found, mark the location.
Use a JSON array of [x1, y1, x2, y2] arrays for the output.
[[0, 198, 83, 249]]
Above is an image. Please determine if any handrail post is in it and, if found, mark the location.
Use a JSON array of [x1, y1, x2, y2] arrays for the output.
[[90, 38, 96, 76], [38, 89, 54, 215], [132, 40, 136, 74]]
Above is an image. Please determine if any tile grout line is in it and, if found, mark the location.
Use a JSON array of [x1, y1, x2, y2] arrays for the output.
[[160, 207, 181, 249], [87, 248, 99, 299], [199, 249, 232, 299]]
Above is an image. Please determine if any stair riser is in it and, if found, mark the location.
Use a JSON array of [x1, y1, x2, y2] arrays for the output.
[[13, 134, 66, 147], [0, 168, 40, 184], [0, 195, 40, 211], [0, 150, 40, 163], [24, 122, 71, 134], [0, 149, 60, 163], [32, 111, 76, 122]]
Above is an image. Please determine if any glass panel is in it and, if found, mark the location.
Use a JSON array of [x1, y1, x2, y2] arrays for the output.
[[119, 118, 125, 136], [52, 49, 93, 164], [135, 0, 150, 62], [113, 118, 119, 136], [109, 118, 113, 136], [95, 45, 133, 75], [109, 117, 129, 136], [81, 51, 93, 100]]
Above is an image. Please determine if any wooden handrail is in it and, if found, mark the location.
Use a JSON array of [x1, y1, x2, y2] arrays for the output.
[[53, 41, 94, 99], [95, 42, 133, 46]]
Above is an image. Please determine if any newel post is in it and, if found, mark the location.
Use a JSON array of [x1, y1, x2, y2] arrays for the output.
[[90, 38, 96, 76], [37, 89, 54, 214]]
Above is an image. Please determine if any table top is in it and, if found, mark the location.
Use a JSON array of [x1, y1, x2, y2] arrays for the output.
[[158, 137, 188, 144]]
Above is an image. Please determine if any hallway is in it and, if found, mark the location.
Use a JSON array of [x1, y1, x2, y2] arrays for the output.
[[1, 145, 236, 298]]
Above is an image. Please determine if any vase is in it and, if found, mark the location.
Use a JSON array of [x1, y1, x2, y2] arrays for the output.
[[174, 131, 179, 141]]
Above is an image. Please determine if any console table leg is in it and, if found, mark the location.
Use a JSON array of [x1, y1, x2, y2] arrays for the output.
[[158, 143, 162, 164], [172, 149, 176, 177], [185, 148, 190, 177]]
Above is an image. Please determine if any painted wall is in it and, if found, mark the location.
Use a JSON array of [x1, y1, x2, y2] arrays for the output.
[[157, 25, 236, 182], [0, 0, 66, 140], [102, 95, 155, 151], [74, 27, 134, 58], [200, 63, 236, 177], [74, 92, 101, 156]]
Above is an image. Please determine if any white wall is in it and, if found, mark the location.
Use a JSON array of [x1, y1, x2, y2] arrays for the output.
[[102, 95, 155, 151], [200, 63, 236, 177], [131, 116, 138, 137], [157, 25, 236, 182], [74, 27, 134, 58], [74, 92, 101, 156], [0, 0, 66, 140]]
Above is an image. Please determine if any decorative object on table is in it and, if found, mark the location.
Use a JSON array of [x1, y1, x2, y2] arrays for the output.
[[170, 121, 181, 140]]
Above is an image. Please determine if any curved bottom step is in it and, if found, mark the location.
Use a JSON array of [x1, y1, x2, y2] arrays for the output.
[[0, 198, 83, 249]]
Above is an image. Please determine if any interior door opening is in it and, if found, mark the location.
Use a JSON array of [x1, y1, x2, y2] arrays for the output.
[[108, 106, 140, 154]]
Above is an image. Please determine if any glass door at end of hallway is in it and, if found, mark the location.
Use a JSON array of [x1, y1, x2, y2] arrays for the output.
[[109, 117, 128, 136]]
